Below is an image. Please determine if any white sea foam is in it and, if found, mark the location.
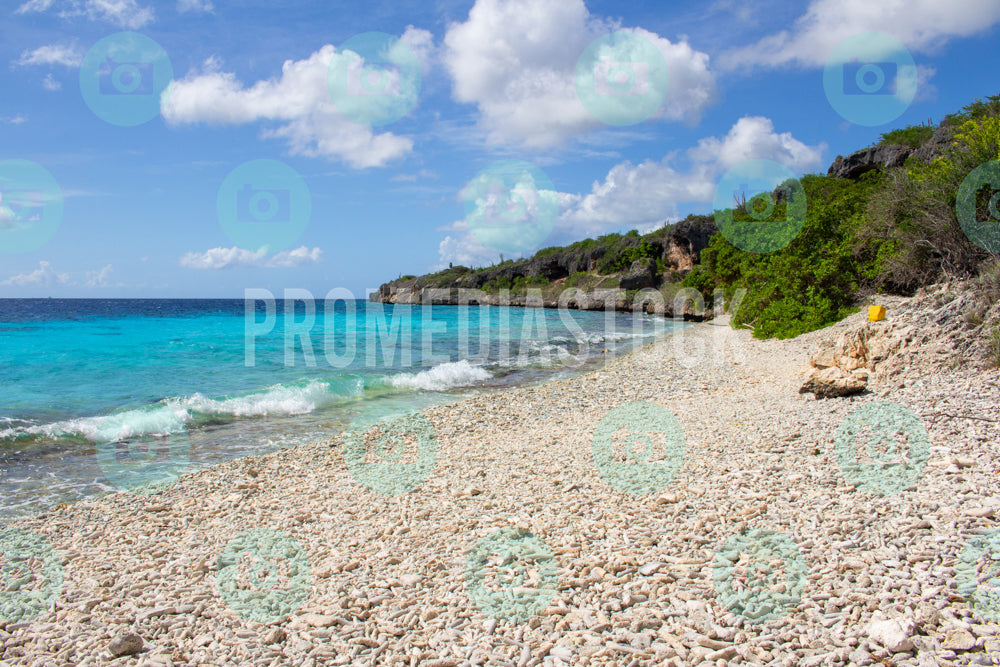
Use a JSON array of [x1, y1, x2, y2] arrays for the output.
[[387, 360, 492, 391], [174, 379, 349, 418], [0, 379, 358, 443]]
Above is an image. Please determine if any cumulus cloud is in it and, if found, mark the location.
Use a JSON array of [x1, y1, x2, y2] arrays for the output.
[[442, 0, 717, 147], [42, 74, 62, 91], [179, 246, 324, 270], [558, 116, 824, 235], [438, 116, 826, 265], [83, 264, 114, 287], [15, 44, 82, 68], [722, 0, 1000, 69], [15, 0, 155, 28], [161, 33, 433, 168], [177, 0, 213, 13], [437, 233, 499, 269], [1, 261, 70, 287]]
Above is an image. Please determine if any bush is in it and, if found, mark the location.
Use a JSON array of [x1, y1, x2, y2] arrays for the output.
[[878, 123, 935, 148], [684, 174, 871, 339], [854, 113, 998, 292]]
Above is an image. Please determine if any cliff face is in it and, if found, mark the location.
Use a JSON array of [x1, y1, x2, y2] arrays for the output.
[[371, 216, 718, 319], [827, 126, 955, 180]]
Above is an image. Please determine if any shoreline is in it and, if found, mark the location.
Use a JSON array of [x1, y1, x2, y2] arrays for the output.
[[0, 310, 678, 523], [4, 304, 1000, 665]]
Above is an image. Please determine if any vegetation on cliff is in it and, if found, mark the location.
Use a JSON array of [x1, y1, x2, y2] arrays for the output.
[[380, 94, 1000, 340], [691, 94, 999, 338]]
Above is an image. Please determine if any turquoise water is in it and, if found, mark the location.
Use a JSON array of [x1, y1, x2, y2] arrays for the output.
[[0, 298, 676, 520]]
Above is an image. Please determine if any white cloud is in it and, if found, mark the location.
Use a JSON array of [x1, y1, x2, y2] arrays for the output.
[[16, 0, 155, 28], [686, 116, 826, 172], [442, 0, 717, 147], [177, 0, 213, 13], [437, 233, 500, 268], [438, 116, 826, 265], [179, 246, 324, 269], [0, 115, 28, 125], [42, 74, 62, 91], [1, 261, 70, 287], [161, 34, 434, 168], [15, 44, 82, 68], [391, 169, 437, 182], [83, 264, 114, 287], [722, 0, 1000, 69]]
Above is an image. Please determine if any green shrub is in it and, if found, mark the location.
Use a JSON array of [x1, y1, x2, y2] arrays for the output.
[[685, 174, 871, 339], [878, 123, 935, 148]]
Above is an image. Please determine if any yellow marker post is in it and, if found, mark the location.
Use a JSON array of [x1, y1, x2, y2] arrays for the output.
[[868, 305, 886, 322]]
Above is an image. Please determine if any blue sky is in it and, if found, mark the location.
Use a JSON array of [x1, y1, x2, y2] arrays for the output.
[[1, 0, 999, 297]]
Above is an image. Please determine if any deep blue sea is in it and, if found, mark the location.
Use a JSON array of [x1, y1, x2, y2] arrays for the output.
[[0, 298, 677, 520]]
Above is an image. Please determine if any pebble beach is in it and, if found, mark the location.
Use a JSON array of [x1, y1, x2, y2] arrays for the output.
[[3, 296, 1000, 667]]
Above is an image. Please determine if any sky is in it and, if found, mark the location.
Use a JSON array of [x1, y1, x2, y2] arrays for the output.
[[1, 0, 999, 298]]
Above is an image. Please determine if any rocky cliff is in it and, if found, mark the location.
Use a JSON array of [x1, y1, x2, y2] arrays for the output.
[[371, 215, 718, 318], [827, 126, 955, 180]]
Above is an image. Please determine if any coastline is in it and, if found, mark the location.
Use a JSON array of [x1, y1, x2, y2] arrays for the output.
[[5, 303, 1000, 666]]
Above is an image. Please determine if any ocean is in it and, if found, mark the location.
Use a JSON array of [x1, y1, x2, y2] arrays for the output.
[[0, 298, 680, 521]]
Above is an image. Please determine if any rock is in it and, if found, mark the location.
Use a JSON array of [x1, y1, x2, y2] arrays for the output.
[[619, 258, 658, 290], [911, 125, 955, 162], [300, 613, 339, 628], [810, 348, 838, 368], [263, 627, 286, 644], [964, 506, 995, 519], [371, 216, 719, 310], [868, 613, 916, 653], [550, 645, 574, 661], [697, 636, 732, 650], [398, 573, 423, 587], [707, 646, 738, 661], [828, 144, 914, 180], [799, 366, 868, 398], [638, 562, 665, 576], [108, 632, 144, 657], [941, 628, 976, 651]]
